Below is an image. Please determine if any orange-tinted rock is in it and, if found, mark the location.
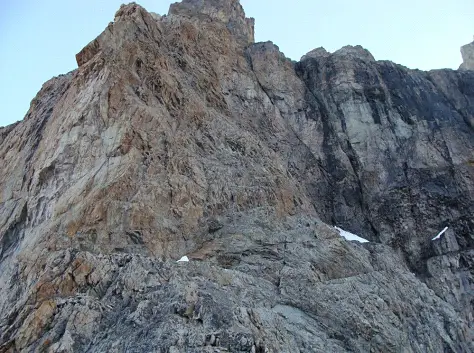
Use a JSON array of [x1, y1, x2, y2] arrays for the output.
[[1, 1, 474, 352]]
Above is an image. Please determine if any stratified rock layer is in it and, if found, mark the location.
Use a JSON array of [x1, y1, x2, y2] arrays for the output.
[[0, 2, 473, 352]]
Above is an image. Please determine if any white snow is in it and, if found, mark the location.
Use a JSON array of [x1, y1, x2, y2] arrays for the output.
[[334, 226, 369, 243], [432, 227, 448, 241], [177, 256, 190, 262]]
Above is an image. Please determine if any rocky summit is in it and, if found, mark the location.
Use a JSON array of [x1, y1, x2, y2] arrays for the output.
[[460, 37, 474, 70], [1, 1, 474, 352]]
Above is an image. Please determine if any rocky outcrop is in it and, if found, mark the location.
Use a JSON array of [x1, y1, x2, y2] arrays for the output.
[[300, 47, 329, 61], [0, 1, 473, 352], [169, 0, 255, 44], [460, 37, 474, 70]]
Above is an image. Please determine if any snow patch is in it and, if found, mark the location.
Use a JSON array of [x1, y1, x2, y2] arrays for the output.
[[177, 256, 189, 262], [432, 227, 448, 241], [335, 226, 369, 243]]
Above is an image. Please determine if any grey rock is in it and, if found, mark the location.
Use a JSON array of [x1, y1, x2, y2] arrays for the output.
[[333, 45, 376, 61], [207, 217, 224, 233], [432, 228, 460, 255], [300, 47, 330, 61], [0, 1, 474, 352], [1, 214, 473, 352], [294, 53, 474, 268], [460, 36, 474, 70]]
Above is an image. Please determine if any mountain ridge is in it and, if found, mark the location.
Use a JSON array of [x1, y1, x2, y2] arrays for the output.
[[0, 1, 473, 352]]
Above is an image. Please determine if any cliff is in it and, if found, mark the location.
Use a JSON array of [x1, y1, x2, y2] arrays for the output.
[[460, 37, 474, 70], [0, 2, 473, 352]]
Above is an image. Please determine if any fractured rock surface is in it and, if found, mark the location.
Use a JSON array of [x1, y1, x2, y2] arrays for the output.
[[460, 37, 474, 70], [0, 1, 473, 352]]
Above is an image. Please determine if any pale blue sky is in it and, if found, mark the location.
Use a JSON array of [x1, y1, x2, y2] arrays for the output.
[[1, 0, 472, 127]]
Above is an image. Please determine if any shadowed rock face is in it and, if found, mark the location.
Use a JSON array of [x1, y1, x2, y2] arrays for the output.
[[0, 1, 473, 352]]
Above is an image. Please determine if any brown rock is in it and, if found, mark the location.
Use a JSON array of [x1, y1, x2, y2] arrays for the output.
[[0, 1, 473, 352]]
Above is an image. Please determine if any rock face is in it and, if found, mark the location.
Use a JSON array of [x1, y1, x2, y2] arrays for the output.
[[168, 0, 255, 44], [460, 37, 474, 70], [1, 1, 473, 352]]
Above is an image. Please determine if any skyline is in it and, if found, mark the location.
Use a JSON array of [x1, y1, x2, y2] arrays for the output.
[[0, 0, 473, 127]]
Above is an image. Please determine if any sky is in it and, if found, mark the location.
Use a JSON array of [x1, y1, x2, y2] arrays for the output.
[[0, 0, 473, 127]]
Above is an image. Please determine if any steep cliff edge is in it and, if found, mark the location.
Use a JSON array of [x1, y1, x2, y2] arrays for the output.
[[460, 37, 474, 70], [0, 2, 473, 352]]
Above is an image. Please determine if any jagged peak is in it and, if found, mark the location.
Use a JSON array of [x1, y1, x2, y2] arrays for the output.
[[76, 3, 163, 67], [301, 45, 375, 63], [75, 1, 255, 68], [114, 2, 145, 21], [300, 47, 330, 61], [333, 45, 375, 62], [168, 0, 254, 44], [459, 36, 474, 70], [113, 2, 162, 22]]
